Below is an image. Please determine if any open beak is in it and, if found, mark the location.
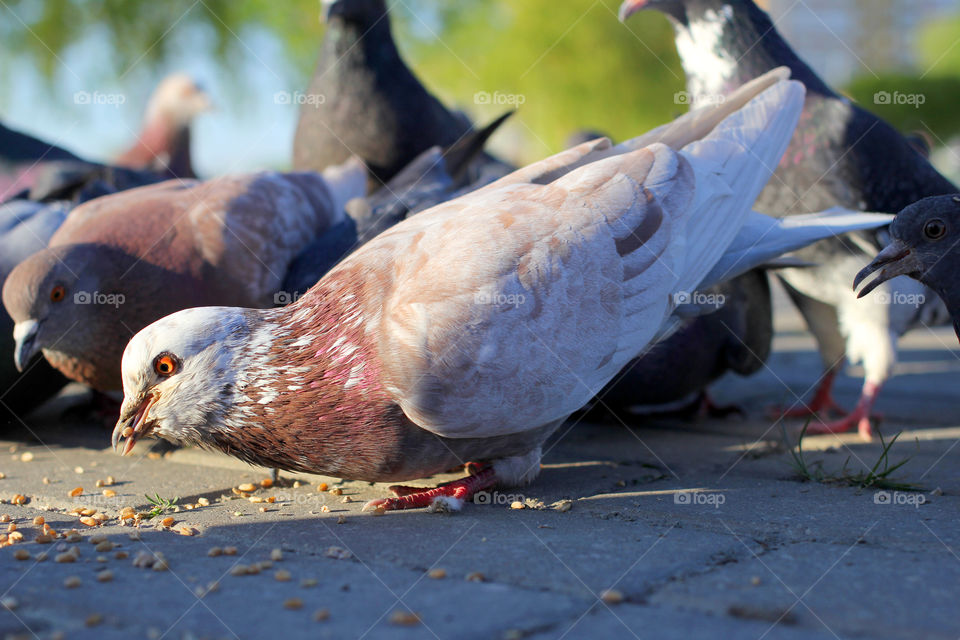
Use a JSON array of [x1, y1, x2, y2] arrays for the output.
[[618, 0, 650, 22], [853, 239, 923, 298], [12, 319, 40, 373], [112, 393, 158, 456]]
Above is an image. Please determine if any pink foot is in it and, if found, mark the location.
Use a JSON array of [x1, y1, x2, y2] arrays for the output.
[[804, 382, 881, 441], [768, 368, 846, 419], [363, 464, 497, 512]]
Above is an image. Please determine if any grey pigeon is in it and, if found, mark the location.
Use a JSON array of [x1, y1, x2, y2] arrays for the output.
[[620, 0, 957, 438], [856, 195, 960, 340], [292, 0, 510, 185]]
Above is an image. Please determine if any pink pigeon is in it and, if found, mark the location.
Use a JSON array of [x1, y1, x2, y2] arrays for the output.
[[110, 69, 886, 511]]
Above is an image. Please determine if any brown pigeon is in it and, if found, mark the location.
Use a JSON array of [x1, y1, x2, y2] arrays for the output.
[[114, 73, 212, 179], [2, 160, 366, 392], [112, 70, 863, 510]]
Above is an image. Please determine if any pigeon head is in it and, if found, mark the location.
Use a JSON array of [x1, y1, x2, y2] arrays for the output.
[[322, 0, 386, 25], [856, 195, 960, 337], [2, 242, 205, 390], [618, 0, 751, 27], [144, 73, 212, 131], [112, 306, 253, 455]]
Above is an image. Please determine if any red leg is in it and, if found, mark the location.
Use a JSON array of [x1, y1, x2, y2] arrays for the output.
[[770, 368, 846, 419], [363, 464, 498, 512], [805, 381, 881, 440]]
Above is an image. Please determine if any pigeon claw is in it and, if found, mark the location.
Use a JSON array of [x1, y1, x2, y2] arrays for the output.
[[362, 464, 497, 512]]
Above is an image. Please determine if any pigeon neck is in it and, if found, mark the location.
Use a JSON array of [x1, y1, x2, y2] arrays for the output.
[[673, 2, 834, 102], [324, 12, 399, 69]]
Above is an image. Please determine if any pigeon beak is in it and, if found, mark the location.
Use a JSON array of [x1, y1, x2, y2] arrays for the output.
[[853, 240, 923, 298], [112, 393, 158, 456], [12, 319, 40, 373], [618, 0, 650, 22]]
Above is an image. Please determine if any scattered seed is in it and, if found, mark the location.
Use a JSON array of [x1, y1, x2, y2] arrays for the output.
[[95, 479, 104, 488], [284, 598, 303, 610], [197, 497, 210, 506], [238, 483, 257, 493], [369, 505, 386, 516], [270, 548, 283, 561], [341, 496, 353, 503], [74, 467, 84, 474], [275, 569, 292, 582], [89, 535, 107, 544], [35, 534, 52, 544], [320, 505, 330, 513], [42, 477, 50, 485], [301, 578, 318, 588], [102, 489, 116, 498], [230, 564, 248, 577], [336, 516, 347, 525], [20, 452, 33, 462], [0, 515, 9, 523], [96, 570, 113, 583], [160, 517, 175, 527], [223, 546, 237, 556], [427, 568, 446, 579], [79, 517, 98, 527], [1, 596, 18, 610], [85, 613, 102, 627], [7, 531, 23, 542], [114, 551, 128, 560], [465, 572, 485, 583], [11, 495, 25, 505], [260, 478, 273, 488], [128, 531, 141, 541], [64, 576, 81, 588], [132, 552, 154, 568], [600, 589, 625, 605], [95, 541, 114, 552], [105, 476, 115, 485], [68, 487, 83, 498], [207, 547, 222, 557], [178, 526, 196, 536], [313, 609, 330, 622], [152, 558, 168, 571], [248, 496, 263, 503], [389, 610, 421, 626], [80, 508, 97, 517], [32, 516, 44, 526], [13, 549, 29, 560], [7, 523, 16, 533], [96, 556, 107, 563], [330, 488, 343, 496], [510, 501, 524, 510], [292, 481, 302, 488], [317, 483, 329, 492], [55, 552, 76, 563], [325, 546, 351, 560], [266, 496, 276, 503], [553, 500, 573, 513]]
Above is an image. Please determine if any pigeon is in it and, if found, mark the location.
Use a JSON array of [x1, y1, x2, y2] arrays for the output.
[[0, 122, 84, 200], [0, 200, 72, 421], [620, 0, 958, 438], [2, 160, 366, 392], [855, 195, 960, 340], [292, 0, 510, 186], [113, 73, 212, 179], [109, 70, 886, 511]]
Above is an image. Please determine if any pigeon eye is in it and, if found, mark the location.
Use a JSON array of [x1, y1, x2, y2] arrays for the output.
[[924, 219, 947, 240], [50, 285, 66, 303], [153, 355, 178, 377]]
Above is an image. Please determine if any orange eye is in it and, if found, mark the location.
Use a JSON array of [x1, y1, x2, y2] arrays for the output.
[[153, 355, 178, 377], [50, 285, 66, 303]]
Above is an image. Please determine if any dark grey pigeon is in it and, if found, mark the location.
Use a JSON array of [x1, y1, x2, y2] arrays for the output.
[[586, 269, 772, 420], [621, 0, 956, 438], [856, 195, 960, 340], [293, 0, 509, 186]]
